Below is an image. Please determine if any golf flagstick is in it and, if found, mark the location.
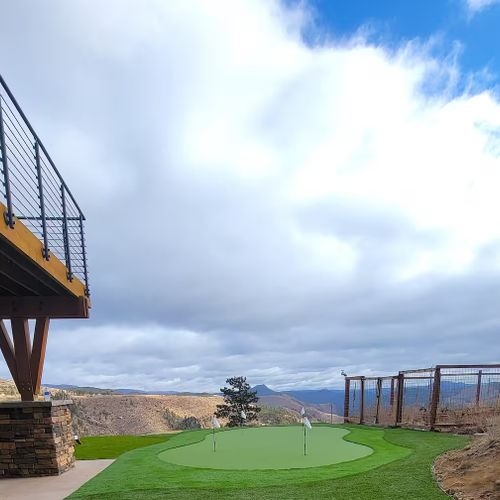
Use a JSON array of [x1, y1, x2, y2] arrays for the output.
[[240, 410, 246, 435], [211, 416, 220, 452], [303, 424, 306, 456], [300, 408, 306, 455], [303, 416, 312, 456]]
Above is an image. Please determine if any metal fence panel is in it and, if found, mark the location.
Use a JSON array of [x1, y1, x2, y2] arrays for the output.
[[345, 364, 500, 430]]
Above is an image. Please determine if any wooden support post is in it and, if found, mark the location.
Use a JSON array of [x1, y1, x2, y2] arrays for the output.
[[11, 319, 34, 401], [390, 377, 395, 406], [343, 378, 350, 423], [429, 367, 441, 430], [0, 320, 18, 385], [475, 369, 482, 406], [0, 317, 53, 401], [359, 377, 365, 425], [31, 317, 49, 395], [395, 372, 404, 426], [375, 378, 382, 424]]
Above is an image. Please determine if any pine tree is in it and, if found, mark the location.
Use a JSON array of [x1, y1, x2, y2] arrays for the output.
[[215, 376, 261, 427]]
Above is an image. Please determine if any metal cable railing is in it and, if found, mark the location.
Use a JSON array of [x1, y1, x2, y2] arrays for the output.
[[0, 75, 89, 295]]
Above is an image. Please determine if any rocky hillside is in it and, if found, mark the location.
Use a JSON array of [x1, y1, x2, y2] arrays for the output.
[[0, 378, 20, 400], [72, 394, 223, 436], [0, 379, 314, 435]]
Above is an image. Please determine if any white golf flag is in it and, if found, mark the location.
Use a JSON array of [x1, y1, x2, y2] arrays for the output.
[[300, 407, 306, 416], [240, 410, 247, 420], [212, 416, 221, 429], [303, 417, 312, 429]]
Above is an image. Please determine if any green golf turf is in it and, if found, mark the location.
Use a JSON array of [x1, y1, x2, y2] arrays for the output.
[[159, 426, 372, 469], [75, 434, 173, 460], [70, 425, 469, 499]]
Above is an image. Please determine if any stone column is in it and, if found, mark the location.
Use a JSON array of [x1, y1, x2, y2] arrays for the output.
[[0, 400, 75, 477]]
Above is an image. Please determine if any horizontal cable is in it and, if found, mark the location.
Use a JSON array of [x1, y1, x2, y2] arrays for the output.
[[0, 96, 34, 146]]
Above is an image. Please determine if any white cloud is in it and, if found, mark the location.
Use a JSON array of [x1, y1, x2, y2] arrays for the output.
[[466, 0, 500, 13], [0, 0, 499, 390]]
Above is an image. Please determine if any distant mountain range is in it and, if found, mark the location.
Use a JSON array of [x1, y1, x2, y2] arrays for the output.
[[45, 379, 497, 414], [252, 380, 500, 413], [252, 384, 345, 413], [43, 382, 346, 415], [44, 384, 214, 397], [45, 382, 346, 404]]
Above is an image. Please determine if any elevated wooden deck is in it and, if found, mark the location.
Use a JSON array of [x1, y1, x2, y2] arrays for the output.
[[0, 202, 87, 299], [0, 75, 90, 400]]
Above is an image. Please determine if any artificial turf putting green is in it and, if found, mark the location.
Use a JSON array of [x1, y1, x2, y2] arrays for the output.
[[159, 426, 372, 469], [70, 426, 470, 499], [71, 425, 431, 499]]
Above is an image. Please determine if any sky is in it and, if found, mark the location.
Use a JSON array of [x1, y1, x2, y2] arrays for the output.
[[0, 0, 499, 392]]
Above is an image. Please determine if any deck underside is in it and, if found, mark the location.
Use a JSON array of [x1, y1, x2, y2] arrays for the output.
[[0, 202, 88, 303]]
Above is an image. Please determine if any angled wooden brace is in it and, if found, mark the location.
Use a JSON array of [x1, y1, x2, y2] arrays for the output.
[[0, 319, 18, 386], [0, 318, 50, 401], [31, 317, 50, 396], [11, 318, 34, 401]]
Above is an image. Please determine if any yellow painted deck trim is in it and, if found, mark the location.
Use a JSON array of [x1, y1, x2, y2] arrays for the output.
[[0, 202, 86, 298]]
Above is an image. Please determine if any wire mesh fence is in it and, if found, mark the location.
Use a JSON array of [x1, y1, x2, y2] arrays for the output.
[[0, 75, 89, 295], [344, 376, 397, 426], [344, 364, 500, 430]]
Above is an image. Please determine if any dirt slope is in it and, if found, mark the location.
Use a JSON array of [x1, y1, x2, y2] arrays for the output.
[[73, 394, 222, 436], [435, 417, 500, 499], [0, 378, 22, 400]]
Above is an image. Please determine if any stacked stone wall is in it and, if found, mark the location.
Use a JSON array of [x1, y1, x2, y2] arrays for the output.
[[0, 401, 75, 477]]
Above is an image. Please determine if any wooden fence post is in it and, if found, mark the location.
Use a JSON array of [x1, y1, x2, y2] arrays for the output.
[[343, 378, 350, 423], [390, 377, 395, 406], [375, 378, 382, 424], [360, 377, 365, 425], [395, 372, 404, 426], [475, 370, 482, 406], [429, 367, 441, 430]]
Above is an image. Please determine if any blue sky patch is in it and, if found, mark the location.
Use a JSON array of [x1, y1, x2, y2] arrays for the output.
[[297, 0, 500, 91]]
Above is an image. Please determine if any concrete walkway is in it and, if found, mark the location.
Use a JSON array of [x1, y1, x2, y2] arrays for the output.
[[0, 459, 113, 499]]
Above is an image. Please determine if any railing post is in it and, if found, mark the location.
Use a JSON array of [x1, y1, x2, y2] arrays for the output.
[[60, 186, 72, 281], [475, 369, 482, 406], [0, 98, 14, 228], [34, 140, 49, 260], [343, 377, 350, 423], [359, 376, 365, 425], [429, 367, 441, 430], [79, 214, 89, 295], [395, 372, 404, 426]]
